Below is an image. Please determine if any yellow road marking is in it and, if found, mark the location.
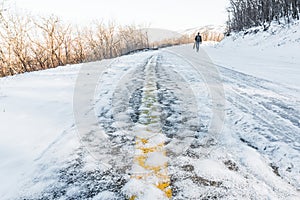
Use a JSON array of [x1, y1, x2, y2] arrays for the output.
[[129, 56, 172, 199]]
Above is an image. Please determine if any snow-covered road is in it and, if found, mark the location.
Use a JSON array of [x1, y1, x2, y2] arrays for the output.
[[0, 44, 299, 199]]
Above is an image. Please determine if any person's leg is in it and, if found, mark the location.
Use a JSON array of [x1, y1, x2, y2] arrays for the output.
[[196, 42, 199, 51]]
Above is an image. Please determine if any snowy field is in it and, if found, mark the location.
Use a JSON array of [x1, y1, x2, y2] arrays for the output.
[[0, 22, 300, 200]]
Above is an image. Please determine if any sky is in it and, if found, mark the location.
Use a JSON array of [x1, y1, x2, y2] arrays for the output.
[[11, 0, 229, 31]]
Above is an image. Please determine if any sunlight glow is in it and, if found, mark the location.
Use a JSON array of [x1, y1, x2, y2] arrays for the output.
[[12, 0, 229, 30]]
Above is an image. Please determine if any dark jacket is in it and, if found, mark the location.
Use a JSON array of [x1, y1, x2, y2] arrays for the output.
[[195, 35, 202, 43]]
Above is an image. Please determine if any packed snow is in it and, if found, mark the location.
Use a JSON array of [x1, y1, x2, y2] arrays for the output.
[[0, 22, 300, 199]]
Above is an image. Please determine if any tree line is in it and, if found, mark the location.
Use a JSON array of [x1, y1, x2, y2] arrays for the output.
[[0, 4, 226, 77], [227, 0, 300, 32], [0, 10, 149, 77]]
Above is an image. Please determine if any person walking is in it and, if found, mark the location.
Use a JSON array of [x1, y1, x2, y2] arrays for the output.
[[194, 32, 202, 52]]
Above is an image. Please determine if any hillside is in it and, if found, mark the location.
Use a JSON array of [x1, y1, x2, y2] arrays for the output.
[[180, 25, 226, 41], [203, 21, 300, 88], [142, 25, 226, 45]]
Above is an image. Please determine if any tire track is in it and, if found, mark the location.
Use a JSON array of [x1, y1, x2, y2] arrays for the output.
[[219, 66, 300, 189]]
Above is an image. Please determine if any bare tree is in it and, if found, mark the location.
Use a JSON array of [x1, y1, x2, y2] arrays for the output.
[[0, 11, 34, 74], [0, 9, 151, 77], [228, 0, 300, 32]]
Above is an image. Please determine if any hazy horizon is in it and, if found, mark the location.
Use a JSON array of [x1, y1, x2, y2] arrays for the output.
[[10, 0, 229, 31]]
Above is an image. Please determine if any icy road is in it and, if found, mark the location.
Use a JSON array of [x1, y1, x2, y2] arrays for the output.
[[0, 44, 299, 200]]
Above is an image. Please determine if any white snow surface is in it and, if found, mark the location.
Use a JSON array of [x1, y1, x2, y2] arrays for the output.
[[204, 21, 300, 90], [0, 22, 300, 199]]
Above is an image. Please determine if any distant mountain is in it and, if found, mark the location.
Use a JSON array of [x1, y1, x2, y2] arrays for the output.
[[141, 28, 182, 43], [180, 25, 226, 35], [180, 25, 226, 41], [141, 25, 227, 45]]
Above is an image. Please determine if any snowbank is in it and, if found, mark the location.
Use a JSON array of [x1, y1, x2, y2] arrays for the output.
[[203, 21, 300, 90]]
